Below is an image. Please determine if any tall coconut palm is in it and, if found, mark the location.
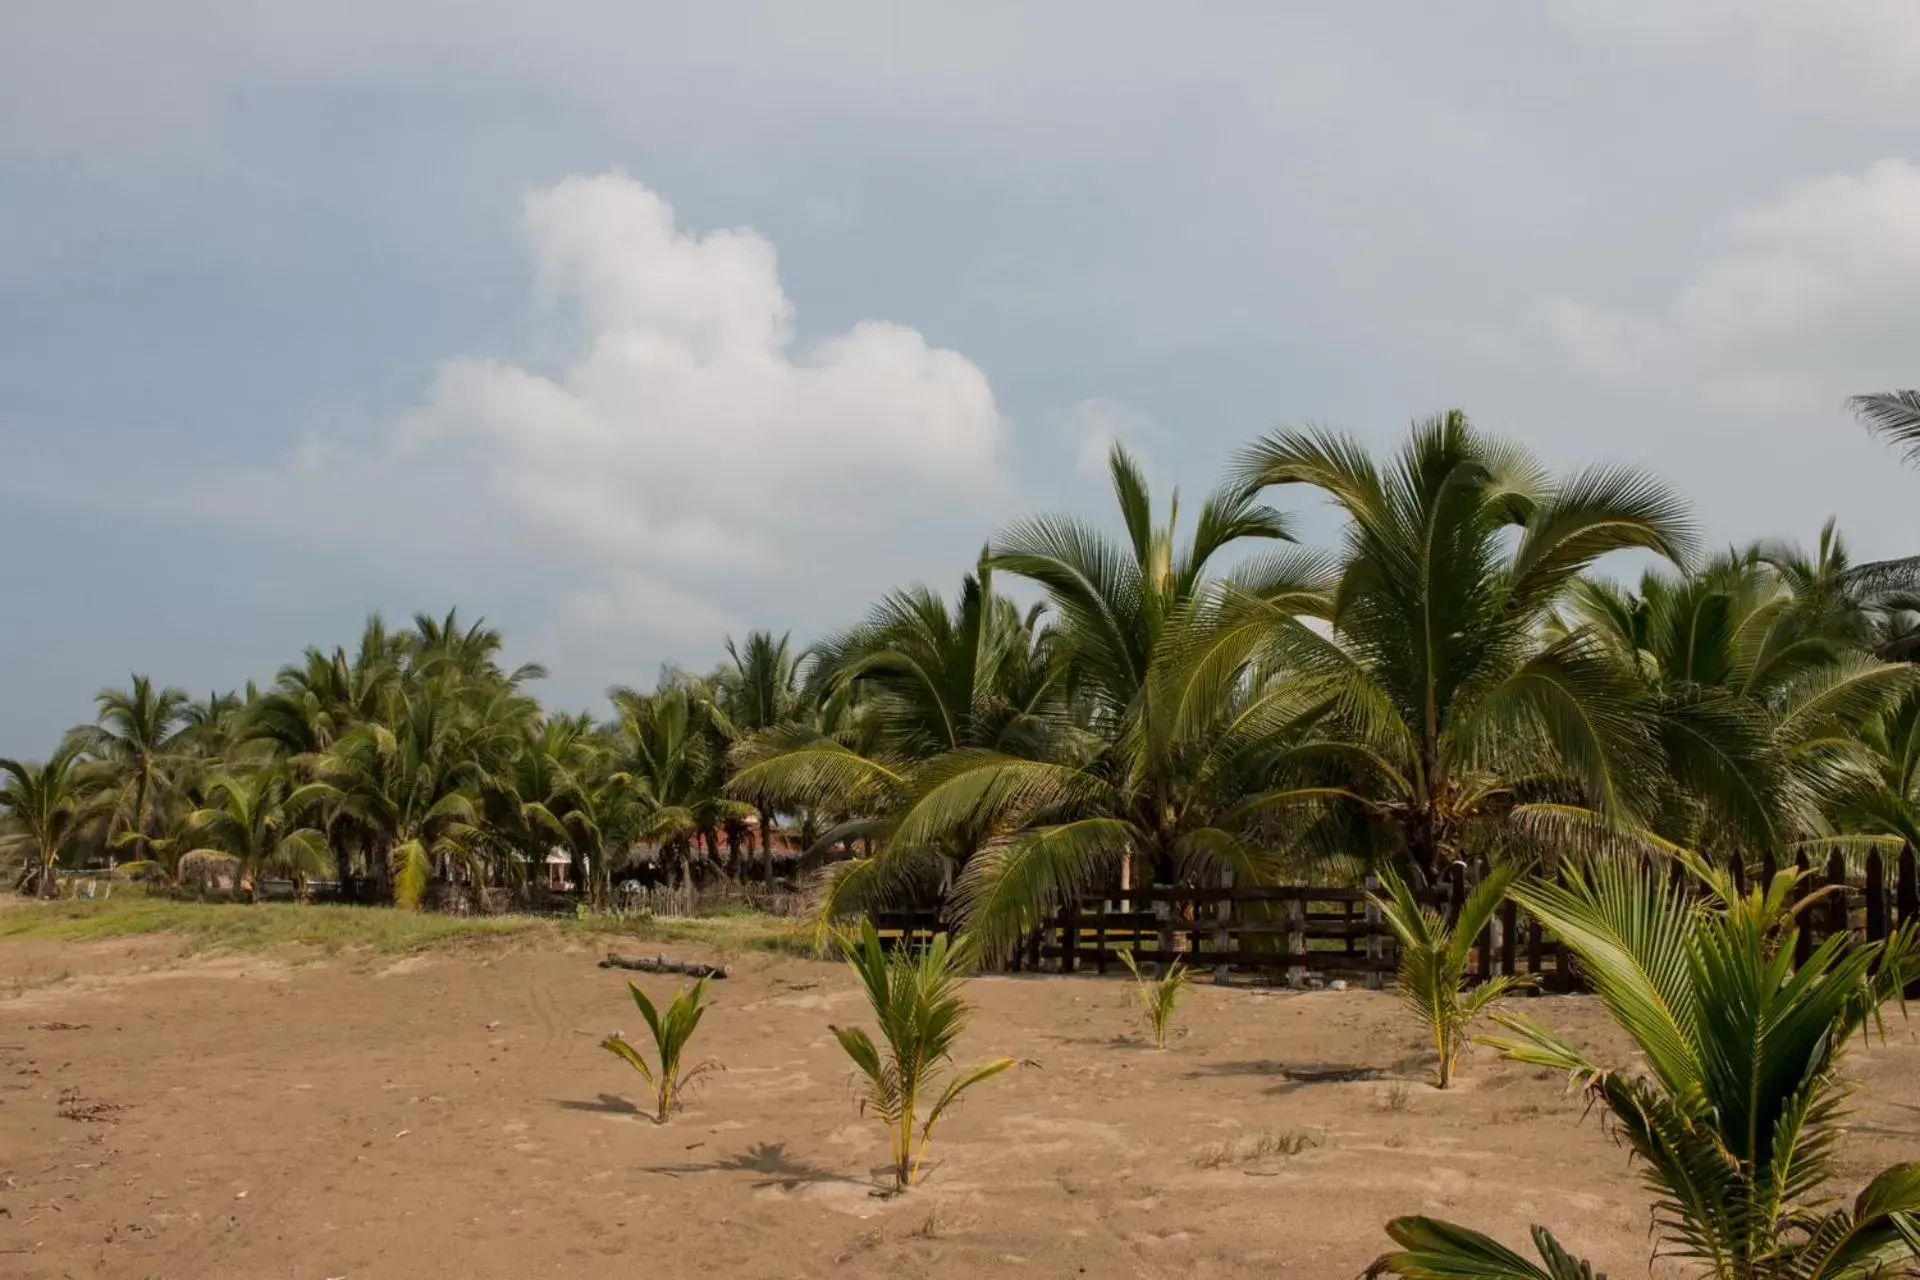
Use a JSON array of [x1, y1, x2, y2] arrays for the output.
[[182, 770, 333, 902], [803, 447, 1325, 950], [405, 608, 546, 688], [0, 742, 104, 897], [248, 618, 402, 759], [613, 679, 739, 896], [729, 552, 1079, 929], [1368, 854, 1920, 1279], [77, 675, 191, 875], [717, 630, 802, 885], [307, 678, 505, 908], [1225, 411, 1696, 881], [1563, 542, 1914, 864], [493, 713, 601, 894]]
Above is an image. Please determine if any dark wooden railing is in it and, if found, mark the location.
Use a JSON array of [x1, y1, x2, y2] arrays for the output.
[[871, 846, 1920, 991]]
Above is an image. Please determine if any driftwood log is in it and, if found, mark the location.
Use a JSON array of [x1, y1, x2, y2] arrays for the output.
[[599, 953, 730, 979]]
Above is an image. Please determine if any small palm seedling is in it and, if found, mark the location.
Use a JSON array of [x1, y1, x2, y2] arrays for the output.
[[1367, 855, 1920, 1280], [829, 921, 1015, 1191], [1116, 949, 1192, 1048], [1373, 863, 1531, 1088], [600, 976, 718, 1123]]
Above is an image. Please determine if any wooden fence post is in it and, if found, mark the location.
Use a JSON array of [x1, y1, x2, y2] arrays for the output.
[[1364, 874, 1384, 991], [1062, 898, 1079, 974], [1444, 863, 1467, 928], [1286, 894, 1307, 989], [1526, 913, 1544, 994], [1900, 846, 1918, 930], [1213, 868, 1235, 987], [1823, 849, 1849, 945], [1865, 849, 1886, 944], [1499, 898, 1518, 979], [1154, 891, 1174, 977]]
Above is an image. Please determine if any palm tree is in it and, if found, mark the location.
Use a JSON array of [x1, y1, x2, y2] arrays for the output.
[[182, 770, 333, 901], [846, 448, 1325, 951], [1849, 390, 1920, 465], [248, 620, 401, 761], [1226, 411, 1696, 881], [0, 742, 104, 897], [717, 631, 802, 885], [614, 678, 739, 897], [307, 679, 504, 908], [405, 608, 546, 688], [1826, 684, 1920, 856], [77, 675, 190, 874], [1372, 863, 1529, 1088], [1563, 541, 1914, 864], [1368, 854, 1920, 1279], [829, 922, 1014, 1189], [728, 551, 1083, 932], [494, 713, 599, 895]]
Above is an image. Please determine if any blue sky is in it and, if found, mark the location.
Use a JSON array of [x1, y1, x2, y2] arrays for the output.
[[4, 3, 1919, 754]]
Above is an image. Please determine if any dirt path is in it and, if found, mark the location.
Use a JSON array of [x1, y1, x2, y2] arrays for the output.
[[3, 936, 1918, 1278]]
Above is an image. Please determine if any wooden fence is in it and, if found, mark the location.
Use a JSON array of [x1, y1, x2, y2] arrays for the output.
[[872, 846, 1920, 991]]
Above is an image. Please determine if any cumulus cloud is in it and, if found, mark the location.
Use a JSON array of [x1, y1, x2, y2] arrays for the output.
[[1532, 157, 1920, 556], [1543, 159, 1920, 409], [396, 174, 1004, 563], [1058, 397, 1167, 480], [243, 172, 1010, 689]]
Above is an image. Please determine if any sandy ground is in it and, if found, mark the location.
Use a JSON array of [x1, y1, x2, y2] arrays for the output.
[[4, 934, 1920, 1279]]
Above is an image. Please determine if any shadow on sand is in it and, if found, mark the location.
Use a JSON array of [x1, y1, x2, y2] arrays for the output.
[[644, 1141, 874, 1191], [556, 1093, 645, 1116], [1181, 1058, 1392, 1095]]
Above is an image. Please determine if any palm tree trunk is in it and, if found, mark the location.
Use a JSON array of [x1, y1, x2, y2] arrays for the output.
[[370, 837, 393, 901], [126, 765, 152, 877], [759, 806, 776, 888]]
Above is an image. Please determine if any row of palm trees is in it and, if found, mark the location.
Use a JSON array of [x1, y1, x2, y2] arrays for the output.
[[0, 611, 803, 905], [7, 407, 1920, 938]]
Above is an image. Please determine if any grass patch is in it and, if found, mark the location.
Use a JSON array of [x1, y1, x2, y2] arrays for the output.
[[1376, 1080, 1414, 1112], [1192, 1129, 1321, 1169], [0, 896, 814, 959]]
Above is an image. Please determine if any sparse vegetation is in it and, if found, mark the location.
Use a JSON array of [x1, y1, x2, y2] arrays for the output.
[[600, 977, 720, 1122], [0, 893, 811, 956], [1194, 1129, 1320, 1169], [1116, 948, 1192, 1048], [829, 921, 1015, 1191], [1373, 863, 1532, 1089]]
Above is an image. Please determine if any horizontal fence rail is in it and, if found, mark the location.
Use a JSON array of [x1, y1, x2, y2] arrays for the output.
[[871, 846, 1920, 993]]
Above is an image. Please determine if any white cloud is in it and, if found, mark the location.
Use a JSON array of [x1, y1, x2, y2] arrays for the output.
[[232, 172, 1010, 689], [1543, 159, 1920, 410], [1549, 1, 1920, 86], [1531, 157, 1920, 557], [1058, 397, 1167, 481], [393, 174, 1004, 562]]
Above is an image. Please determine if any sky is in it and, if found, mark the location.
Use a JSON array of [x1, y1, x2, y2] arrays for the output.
[[3, 2, 1919, 754]]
